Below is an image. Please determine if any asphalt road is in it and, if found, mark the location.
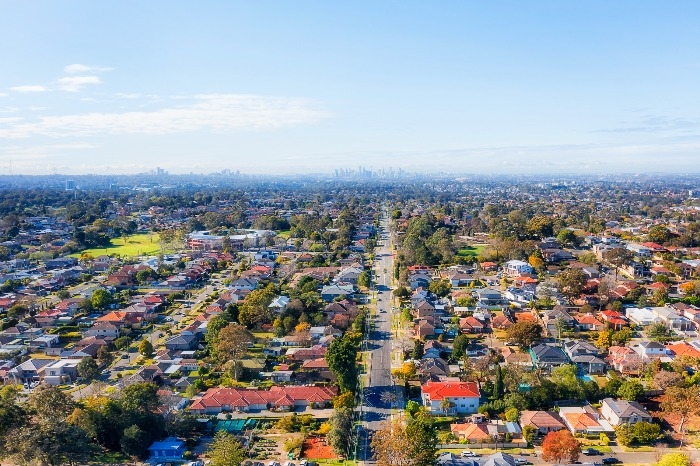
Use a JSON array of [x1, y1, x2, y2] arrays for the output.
[[359, 210, 401, 462]]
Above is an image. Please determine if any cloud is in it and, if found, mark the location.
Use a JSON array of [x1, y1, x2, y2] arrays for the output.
[[0, 93, 7, 97], [10, 85, 48, 93], [0, 94, 329, 138], [64, 64, 114, 73], [599, 115, 700, 134], [57, 76, 102, 92]]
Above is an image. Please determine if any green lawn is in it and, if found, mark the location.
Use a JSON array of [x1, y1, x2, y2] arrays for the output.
[[457, 245, 486, 257], [71, 233, 162, 258]]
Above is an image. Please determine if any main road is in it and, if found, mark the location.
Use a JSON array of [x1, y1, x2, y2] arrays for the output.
[[359, 209, 402, 462]]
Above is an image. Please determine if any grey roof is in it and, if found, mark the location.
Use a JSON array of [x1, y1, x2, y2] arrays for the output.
[[602, 398, 651, 418], [481, 452, 517, 466]]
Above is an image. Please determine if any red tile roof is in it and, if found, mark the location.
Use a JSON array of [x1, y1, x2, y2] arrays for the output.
[[421, 381, 480, 400]]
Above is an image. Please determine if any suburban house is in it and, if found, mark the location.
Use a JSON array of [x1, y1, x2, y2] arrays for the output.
[[574, 314, 605, 331], [563, 340, 607, 374], [504, 260, 533, 277], [630, 341, 668, 359], [530, 344, 569, 372], [607, 346, 644, 375], [421, 381, 481, 414], [558, 406, 614, 435], [189, 386, 337, 414], [474, 289, 503, 306], [320, 284, 355, 302], [269, 296, 290, 313], [164, 334, 199, 351], [600, 398, 652, 426], [147, 437, 186, 463], [519, 410, 566, 435]]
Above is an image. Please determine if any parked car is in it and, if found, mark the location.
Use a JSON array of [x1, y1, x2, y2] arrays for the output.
[[461, 451, 477, 458], [585, 448, 601, 456], [514, 459, 529, 465], [602, 458, 620, 464]]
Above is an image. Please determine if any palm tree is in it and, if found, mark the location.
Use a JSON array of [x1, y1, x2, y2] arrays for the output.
[[440, 398, 455, 415]]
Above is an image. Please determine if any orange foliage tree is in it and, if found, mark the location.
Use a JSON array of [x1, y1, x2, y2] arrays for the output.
[[541, 430, 582, 464]]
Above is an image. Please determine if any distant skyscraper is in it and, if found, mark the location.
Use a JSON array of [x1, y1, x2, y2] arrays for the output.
[[65, 180, 75, 191]]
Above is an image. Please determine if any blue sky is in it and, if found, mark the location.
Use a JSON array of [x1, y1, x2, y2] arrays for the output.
[[1, 1, 700, 175]]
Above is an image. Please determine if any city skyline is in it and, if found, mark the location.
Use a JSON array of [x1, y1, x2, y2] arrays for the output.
[[2, 1, 700, 175]]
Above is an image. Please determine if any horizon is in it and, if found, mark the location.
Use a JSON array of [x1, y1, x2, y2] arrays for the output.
[[2, 1, 700, 175]]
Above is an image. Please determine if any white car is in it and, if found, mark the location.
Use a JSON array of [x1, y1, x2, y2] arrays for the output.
[[461, 451, 477, 458]]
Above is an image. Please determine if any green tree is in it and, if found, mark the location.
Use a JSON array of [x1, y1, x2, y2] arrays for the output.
[[358, 271, 371, 288], [505, 321, 543, 350], [138, 339, 154, 358], [77, 357, 99, 380], [327, 407, 354, 456], [656, 453, 690, 466], [238, 283, 276, 328], [615, 423, 634, 446], [428, 279, 451, 298], [632, 421, 660, 444], [121, 424, 150, 459], [325, 336, 358, 393], [556, 229, 580, 248], [208, 431, 247, 466], [493, 365, 504, 399], [452, 334, 469, 359], [212, 323, 254, 379], [405, 415, 438, 466], [505, 407, 519, 422], [617, 380, 644, 401], [90, 288, 113, 310]]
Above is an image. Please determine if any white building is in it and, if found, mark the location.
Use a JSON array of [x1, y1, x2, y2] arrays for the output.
[[504, 260, 533, 277], [421, 381, 481, 414]]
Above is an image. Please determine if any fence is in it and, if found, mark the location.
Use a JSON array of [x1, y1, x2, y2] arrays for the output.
[[438, 443, 524, 450]]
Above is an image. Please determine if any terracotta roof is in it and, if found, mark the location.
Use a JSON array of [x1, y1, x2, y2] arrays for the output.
[[520, 410, 565, 429], [666, 342, 700, 359], [422, 381, 480, 400]]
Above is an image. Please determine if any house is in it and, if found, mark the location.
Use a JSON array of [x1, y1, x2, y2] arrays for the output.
[[530, 344, 569, 372], [6, 358, 54, 384], [562, 340, 607, 374], [607, 346, 644, 375], [600, 398, 652, 426], [85, 321, 121, 339], [504, 260, 533, 277], [630, 341, 667, 359], [600, 310, 629, 330], [320, 284, 355, 302], [421, 381, 481, 414], [666, 341, 700, 359], [491, 315, 514, 330], [164, 334, 199, 351], [269, 296, 290, 313], [189, 386, 337, 414], [559, 406, 614, 435], [574, 314, 605, 332], [419, 357, 451, 379], [519, 410, 566, 435], [626, 307, 662, 327], [501, 347, 533, 368], [423, 340, 446, 359], [459, 316, 485, 334], [450, 422, 491, 442], [148, 437, 186, 463], [474, 289, 503, 306], [43, 359, 80, 385]]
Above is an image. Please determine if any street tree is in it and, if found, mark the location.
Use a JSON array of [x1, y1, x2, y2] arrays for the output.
[[541, 430, 581, 464], [662, 386, 700, 446], [327, 407, 353, 457], [213, 323, 254, 379], [139, 339, 155, 358], [77, 357, 99, 380]]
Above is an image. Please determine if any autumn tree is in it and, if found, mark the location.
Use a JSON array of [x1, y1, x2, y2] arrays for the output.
[[652, 371, 684, 390], [371, 421, 413, 466], [662, 386, 700, 446], [541, 430, 581, 464], [506, 321, 543, 350], [557, 268, 588, 304]]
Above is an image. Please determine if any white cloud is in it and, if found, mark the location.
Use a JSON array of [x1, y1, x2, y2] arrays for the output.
[[0, 93, 7, 97], [10, 85, 48, 93], [57, 76, 102, 92], [116, 93, 141, 99], [0, 94, 329, 138], [64, 64, 113, 73]]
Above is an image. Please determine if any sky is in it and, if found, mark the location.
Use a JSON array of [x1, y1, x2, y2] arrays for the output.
[[1, 1, 700, 175]]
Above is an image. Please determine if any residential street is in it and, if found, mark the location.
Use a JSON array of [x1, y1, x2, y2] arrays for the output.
[[359, 210, 400, 462]]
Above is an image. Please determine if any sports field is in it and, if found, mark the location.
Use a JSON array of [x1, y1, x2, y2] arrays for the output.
[[72, 233, 162, 258]]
